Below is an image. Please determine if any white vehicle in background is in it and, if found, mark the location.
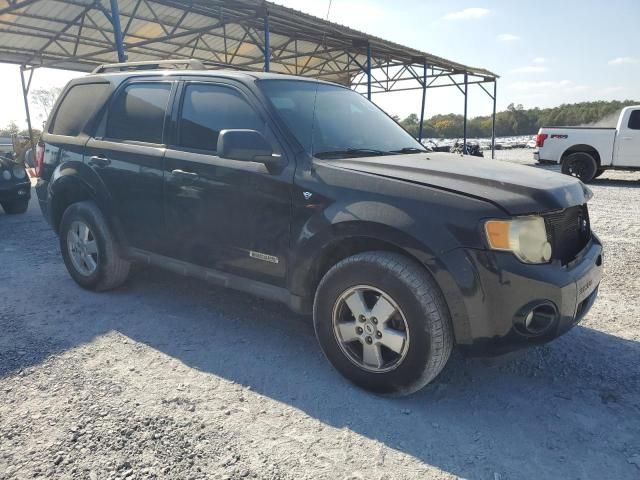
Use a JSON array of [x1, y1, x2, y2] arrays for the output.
[[534, 106, 640, 182]]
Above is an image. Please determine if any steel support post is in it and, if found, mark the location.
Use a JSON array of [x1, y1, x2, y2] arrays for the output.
[[109, 0, 126, 62], [366, 43, 372, 100], [463, 72, 468, 150], [491, 80, 497, 159], [263, 13, 270, 72], [418, 61, 427, 142], [19, 66, 35, 151]]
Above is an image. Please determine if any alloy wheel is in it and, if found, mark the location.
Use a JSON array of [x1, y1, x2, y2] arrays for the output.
[[332, 285, 410, 373], [67, 220, 99, 276]]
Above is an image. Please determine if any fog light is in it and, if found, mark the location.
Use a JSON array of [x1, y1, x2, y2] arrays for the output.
[[524, 311, 535, 330], [515, 301, 558, 336]]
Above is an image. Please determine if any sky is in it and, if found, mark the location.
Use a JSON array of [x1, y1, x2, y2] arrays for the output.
[[0, 0, 638, 129]]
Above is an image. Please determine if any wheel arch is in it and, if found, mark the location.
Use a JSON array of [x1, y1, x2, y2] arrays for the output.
[[560, 144, 601, 167], [49, 163, 125, 245], [290, 221, 442, 305]]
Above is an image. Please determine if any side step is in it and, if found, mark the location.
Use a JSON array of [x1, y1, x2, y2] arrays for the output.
[[127, 248, 310, 314]]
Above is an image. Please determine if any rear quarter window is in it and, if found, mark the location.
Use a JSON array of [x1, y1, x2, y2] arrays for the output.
[[48, 83, 111, 136]]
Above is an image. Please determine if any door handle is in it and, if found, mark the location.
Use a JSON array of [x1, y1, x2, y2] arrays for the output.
[[171, 169, 199, 178], [89, 155, 110, 167], [621, 136, 633, 140]]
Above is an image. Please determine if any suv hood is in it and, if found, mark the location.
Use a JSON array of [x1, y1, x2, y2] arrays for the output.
[[319, 152, 590, 215]]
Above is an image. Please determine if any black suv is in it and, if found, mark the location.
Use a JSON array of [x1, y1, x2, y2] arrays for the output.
[[36, 63, 603, 395]]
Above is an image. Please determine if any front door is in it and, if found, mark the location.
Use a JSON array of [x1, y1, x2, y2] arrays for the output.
[[85, 80, 175, 252], [162, 80, 293, 286], [615, 109, 640, 167]]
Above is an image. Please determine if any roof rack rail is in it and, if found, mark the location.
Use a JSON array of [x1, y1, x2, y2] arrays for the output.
[[91, 59, 206, 74]]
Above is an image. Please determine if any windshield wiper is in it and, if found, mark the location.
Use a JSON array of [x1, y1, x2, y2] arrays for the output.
[[388, 147, 428, 154], [314, 148, 391, 159]]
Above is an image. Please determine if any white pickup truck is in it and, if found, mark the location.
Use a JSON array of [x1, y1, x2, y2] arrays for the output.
[[534, 105, 640, 182]]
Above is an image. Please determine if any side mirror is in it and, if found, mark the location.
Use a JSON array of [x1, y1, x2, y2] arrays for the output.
[[217, 129, 281, 165]]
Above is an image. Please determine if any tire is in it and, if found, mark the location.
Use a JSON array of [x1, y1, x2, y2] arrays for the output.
[[59, 201, 130, 291], [1, 199, 29, 214], [561, 152, 598, 183], [313, 251, 453, 396]]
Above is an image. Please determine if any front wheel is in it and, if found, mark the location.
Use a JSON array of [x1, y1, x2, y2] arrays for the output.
[[1, 199, 29, 214], [561, 152, 597, 182], [313, 252, 453, 396]]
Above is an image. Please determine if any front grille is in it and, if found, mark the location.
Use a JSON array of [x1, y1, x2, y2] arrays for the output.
[[544, 205, 590, 265]]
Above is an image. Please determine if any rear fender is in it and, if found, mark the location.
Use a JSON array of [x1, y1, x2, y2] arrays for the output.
[[49, 161, 127, 245]]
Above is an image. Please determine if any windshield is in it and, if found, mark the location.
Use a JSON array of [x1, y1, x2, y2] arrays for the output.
[[258, 80, 424, 159]]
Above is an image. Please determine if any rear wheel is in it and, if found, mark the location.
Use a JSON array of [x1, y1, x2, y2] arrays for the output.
[[59, 201, 130, 291], [1, 199, 29, 214], [313, 251, 453, 396], [561, 152, 598, 182]]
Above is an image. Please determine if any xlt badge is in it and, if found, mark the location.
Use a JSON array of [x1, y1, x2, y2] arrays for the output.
[[249, 251, 279, 264]]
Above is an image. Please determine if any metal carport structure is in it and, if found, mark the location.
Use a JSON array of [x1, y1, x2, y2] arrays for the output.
[[0, 0, 499, 155]]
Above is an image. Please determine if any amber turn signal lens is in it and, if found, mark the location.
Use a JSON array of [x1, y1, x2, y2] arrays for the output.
[[485, 220, 511, 250]]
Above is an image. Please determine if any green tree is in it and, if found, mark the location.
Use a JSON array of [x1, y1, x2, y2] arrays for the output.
[[398, 99, 639, 139], [0, 121, 20, 137]]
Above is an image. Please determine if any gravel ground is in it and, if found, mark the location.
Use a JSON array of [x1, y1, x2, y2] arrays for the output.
[[1, 151, 639, 479]]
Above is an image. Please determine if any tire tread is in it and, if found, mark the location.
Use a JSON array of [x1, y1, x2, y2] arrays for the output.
[[314, 251, 453, 395], [59, 201, 130, 291]]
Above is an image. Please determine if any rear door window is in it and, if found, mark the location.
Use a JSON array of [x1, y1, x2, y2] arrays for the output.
[[628, 110, 640, 130], [178, 83, 264, 152], [107, 83, 172, 144], [49, 83, 111, 136]]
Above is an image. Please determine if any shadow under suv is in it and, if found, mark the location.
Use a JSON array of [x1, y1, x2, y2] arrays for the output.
[[36, 62, 603, 395]]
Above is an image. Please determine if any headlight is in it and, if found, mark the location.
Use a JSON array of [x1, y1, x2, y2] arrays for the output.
[[1, 169, 10, 180], [12, 165, 26, 179], [484, 216, 552, 264]]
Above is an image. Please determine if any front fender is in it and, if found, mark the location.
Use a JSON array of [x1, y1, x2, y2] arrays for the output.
[[288, 208, 443, 300]]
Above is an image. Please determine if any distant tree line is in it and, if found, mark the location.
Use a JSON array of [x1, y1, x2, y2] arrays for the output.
[[395, 100, 639, 139]]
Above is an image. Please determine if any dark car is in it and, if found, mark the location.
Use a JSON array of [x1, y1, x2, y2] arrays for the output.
[[36, 63, 603, 395], [0, 154, 30, 214]]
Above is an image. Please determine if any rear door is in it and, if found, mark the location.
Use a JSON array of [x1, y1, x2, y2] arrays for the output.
[[85, 79, 175, 252], [162, 79, 294, 286], [615, 109, 640, 167]]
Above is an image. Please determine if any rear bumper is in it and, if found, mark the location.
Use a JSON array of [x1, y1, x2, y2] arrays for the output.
[[534, 151, 557, 164], [35, 178, 52, 226], [438, 235, 603, 356], [0, 180, 31, 202]]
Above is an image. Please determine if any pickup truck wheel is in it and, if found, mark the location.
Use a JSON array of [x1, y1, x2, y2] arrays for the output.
[[59, 201, 130, 291], [1, 199, 29, 214], [561, 152, 597, 182], [313, 252, 453, 396]]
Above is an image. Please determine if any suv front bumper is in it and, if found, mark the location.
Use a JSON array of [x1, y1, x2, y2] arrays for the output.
[[438, 234, 603, 356]]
